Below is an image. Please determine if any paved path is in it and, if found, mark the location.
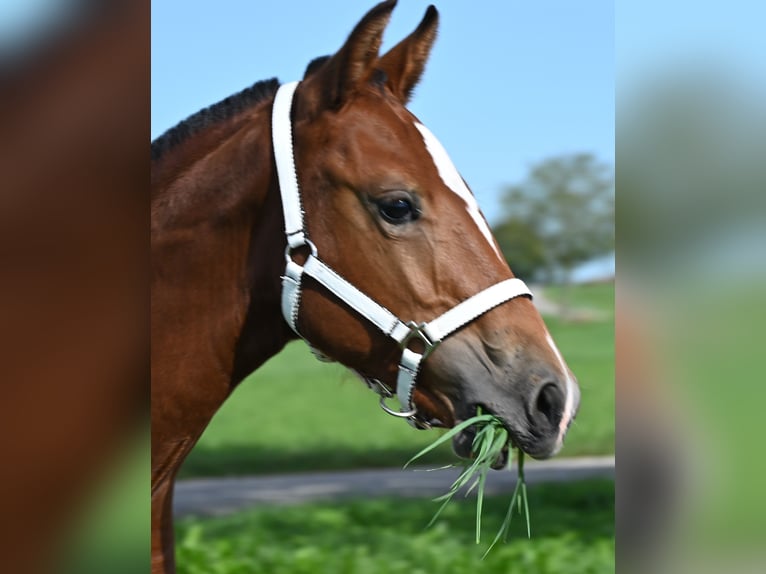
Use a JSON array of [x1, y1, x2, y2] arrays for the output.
[[174, 455, 614, 517]]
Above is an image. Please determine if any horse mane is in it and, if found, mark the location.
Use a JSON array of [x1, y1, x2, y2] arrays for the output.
[[151, 77, 281, 161], [151, 56, 344, 162]]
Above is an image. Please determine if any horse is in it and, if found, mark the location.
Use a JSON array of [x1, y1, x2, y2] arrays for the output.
[[151, 2, 580, 572]]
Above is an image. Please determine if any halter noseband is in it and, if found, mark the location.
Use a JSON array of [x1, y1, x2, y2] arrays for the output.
[[272, 81, 533, 428]]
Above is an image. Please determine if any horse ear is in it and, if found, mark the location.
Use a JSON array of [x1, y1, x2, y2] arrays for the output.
[[377, 5, 439, 104], [301, 0, 396, 112]]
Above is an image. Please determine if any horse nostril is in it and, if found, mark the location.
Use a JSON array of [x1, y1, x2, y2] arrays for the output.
[[535, 382, 564, 427]]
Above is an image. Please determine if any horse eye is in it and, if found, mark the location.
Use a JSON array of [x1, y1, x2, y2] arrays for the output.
[[377, 197, 417, 224]]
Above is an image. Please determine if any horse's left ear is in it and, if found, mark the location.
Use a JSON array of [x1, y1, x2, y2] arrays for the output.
[[377, 5, 439, 104], [298, 0, 396, 117]]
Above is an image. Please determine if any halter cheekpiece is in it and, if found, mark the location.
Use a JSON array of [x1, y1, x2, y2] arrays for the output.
[[272, 81, 533, 428]]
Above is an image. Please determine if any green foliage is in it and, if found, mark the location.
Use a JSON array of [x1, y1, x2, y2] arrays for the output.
[[492, 219, 546, 281], [497, 153, 614, 281], [405, 412, 530, 552], [175, 480, 615, 574], [179, 283, 614, 479]]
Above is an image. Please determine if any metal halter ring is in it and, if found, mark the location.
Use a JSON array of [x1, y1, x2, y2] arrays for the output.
[[284, 237, 318, 263], [379, 395, 418, 418], [367, 378, 417, 418]]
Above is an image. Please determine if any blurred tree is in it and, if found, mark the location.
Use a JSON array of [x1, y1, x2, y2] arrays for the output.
[[497, 153, 614, 310], [492, 219, 547, 282]]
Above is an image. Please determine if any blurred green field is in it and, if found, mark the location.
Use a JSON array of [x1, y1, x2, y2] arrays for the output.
[[544, 281, 614, 318], [179, 283, 614, 478], [176, 479, 614, 574]]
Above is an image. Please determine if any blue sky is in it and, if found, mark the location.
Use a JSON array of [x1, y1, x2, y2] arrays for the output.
[[151, 1, 614, 225], [617, 0, 765, 91]]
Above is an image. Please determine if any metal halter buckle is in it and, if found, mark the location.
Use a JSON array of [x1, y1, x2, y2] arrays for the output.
[[399, 321, 440, 359]]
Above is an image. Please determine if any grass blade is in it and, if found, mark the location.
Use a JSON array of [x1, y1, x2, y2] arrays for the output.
[[407, 414, 533, 556], [475, 466, 488, 544], [426, 495, 454, 528], [522, 481, 531, 538], [484, 478, 521, 558], [519, 452, 531, 538], [403, 414, 495, 468]]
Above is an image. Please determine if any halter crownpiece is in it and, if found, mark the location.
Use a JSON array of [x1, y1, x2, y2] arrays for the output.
[[272, 80, 533, 427]]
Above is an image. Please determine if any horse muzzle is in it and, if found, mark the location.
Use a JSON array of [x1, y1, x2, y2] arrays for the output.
[[425, 338, 581, 461]]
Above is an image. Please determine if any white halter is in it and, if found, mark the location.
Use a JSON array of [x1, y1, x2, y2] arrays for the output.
[[272, 81, 533, 427]]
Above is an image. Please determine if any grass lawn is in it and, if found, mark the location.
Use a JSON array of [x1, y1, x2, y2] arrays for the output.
[[176, 479, 614, 574], [179, 283, 614, 478], [543, 281, 615, 318]]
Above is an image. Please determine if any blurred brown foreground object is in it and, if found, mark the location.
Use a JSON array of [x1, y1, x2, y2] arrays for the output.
[[0, 1, 148, 573]]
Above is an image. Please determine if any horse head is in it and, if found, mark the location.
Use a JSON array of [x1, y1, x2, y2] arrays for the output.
[[275, 0, 579, 461]]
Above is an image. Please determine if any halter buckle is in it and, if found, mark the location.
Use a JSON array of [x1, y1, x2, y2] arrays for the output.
[[399, 321, 439, 359]]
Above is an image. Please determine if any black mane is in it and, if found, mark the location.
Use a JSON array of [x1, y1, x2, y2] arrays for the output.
[[151, 78, 280, 161]]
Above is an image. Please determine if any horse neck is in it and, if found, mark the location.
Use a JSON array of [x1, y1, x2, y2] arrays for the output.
[[151, 102, 292, 400]]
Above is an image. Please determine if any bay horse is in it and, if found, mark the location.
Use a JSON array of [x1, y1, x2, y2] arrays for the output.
[[152, 2, 580, 572]]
